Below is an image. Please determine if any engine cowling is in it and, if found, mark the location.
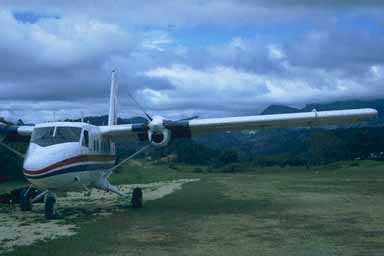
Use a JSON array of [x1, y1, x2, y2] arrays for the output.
[[148, 128, 171, 147]]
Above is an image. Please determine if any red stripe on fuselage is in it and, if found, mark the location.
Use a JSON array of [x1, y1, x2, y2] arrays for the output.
[[23, 154, 115, 175]]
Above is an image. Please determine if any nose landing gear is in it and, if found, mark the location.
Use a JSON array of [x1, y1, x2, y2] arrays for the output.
[[19, 188, 57, 220]]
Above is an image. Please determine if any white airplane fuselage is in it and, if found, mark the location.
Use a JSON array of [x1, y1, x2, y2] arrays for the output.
[[23, 122, 116, 192]]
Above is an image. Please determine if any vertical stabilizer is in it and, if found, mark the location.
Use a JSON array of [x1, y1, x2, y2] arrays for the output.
[[108, 70, 118, 126]]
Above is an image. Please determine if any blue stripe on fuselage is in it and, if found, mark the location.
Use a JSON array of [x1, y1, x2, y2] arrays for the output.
[[24, 163, 114, 179]]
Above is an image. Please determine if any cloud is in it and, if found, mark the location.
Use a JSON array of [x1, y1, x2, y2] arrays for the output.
[[0, 2, 382, 122], [141, 50, 384, 114], [3, 0, 383, 27]]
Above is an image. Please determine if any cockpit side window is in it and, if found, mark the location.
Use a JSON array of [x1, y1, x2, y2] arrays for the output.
[[82, 130, 89, 147]]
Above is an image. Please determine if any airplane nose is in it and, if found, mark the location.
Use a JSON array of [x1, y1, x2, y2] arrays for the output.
[[23, 143, 82, 176], [23, 156, 40, 172]]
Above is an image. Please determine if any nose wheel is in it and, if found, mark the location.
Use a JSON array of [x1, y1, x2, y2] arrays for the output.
[[19, 188, 57, 220]]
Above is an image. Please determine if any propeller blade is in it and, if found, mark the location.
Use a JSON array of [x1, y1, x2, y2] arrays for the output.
[[126, 91, 153, 121], [144, 112, 153, 122]]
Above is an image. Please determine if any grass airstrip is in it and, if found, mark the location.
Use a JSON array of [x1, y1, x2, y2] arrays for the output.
[[1, 160, 384, 256]]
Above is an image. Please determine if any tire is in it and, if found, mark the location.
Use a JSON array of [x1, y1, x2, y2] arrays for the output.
[[45, 192, 56, 220], [131, 188, 143, 209], [19, 188, 32, 211]]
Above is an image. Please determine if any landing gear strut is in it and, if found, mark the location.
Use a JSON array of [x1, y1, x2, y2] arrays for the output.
[[131, 187, 143, 209], [19, 188, 32, 211], [44, 192, 57, 220]]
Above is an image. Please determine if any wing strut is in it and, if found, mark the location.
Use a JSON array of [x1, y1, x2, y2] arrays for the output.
[[105, 144, 151, 177], [95, 144, 152, 197], [0, 142, 25, 158]]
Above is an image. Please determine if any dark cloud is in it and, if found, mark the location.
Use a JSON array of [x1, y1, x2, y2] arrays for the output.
[[287, 29, 384, 70]]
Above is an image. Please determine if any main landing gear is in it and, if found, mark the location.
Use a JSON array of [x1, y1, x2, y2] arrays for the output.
[[19, 187, 57, 220], [44, 192, 57, 220], [97, 177, 144, 209], [19, 188, 32, 211], [131, 187, 143, 209]]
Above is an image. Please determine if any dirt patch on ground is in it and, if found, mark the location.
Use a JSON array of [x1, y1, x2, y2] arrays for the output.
[[0, 209, 76, 253], [0, 179, 199, 254]]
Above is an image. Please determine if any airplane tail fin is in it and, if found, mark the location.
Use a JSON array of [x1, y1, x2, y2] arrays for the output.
[[108, 70, 118, 126]]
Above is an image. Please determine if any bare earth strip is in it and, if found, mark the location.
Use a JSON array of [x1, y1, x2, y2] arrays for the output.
[[0, 178, 199, 254]]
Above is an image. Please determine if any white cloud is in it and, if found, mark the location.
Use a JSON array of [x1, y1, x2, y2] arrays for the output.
[[143, 59, 384, 113], [268, 44, 286, 61], [370, 65, 384, 80], [141, 30, 173, 52], [145, 65, 268, 93], [138, 88, 170, 105]]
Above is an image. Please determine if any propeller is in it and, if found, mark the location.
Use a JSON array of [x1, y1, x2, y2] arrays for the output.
[[126, 91, 196, 145], [126, 87, 199, 126], [126, 91, 153, 121]]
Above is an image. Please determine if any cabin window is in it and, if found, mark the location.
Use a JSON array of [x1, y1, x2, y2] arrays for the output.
[[82, 130, 89, 147]]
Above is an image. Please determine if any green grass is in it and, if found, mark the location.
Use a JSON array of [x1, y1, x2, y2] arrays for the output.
[[3, 160, 384, 256]]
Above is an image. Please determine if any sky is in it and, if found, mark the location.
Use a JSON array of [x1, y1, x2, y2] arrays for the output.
[[0, 1, 383, 123]]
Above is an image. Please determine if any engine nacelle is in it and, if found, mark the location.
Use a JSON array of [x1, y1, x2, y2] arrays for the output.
[[148, 128, 171, 147]]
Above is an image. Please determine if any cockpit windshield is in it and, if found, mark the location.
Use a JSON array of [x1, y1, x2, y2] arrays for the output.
[[32, 127, 82, 147]]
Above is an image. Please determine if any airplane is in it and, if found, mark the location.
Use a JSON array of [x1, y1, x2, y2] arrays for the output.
[[0, 71, 378, 219]]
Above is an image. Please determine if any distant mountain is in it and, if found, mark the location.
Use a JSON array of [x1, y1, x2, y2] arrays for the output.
[[194, 98, 384, 161], [301, 99, 384, 126], [302, 99, 384, 113], [258, 99, 384, 127], [261, 105, 300, 115], [65, 115, 148, 126]]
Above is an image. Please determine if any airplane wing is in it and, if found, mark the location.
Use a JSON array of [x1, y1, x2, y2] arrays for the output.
[[100, 124, 147, 141], [100, 108, 378, 142], [187, 108, 378, 136]]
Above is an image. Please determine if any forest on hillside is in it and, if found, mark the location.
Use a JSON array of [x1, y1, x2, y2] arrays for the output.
[[151, 127, 384, 167]]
